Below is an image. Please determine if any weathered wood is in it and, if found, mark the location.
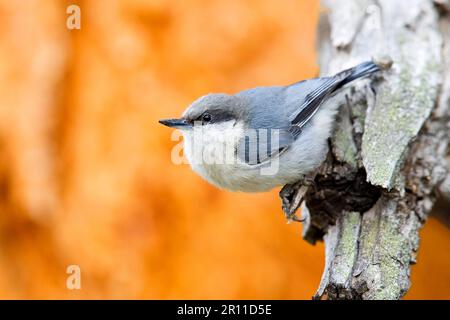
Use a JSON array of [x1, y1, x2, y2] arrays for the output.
[[438, 175, 450, 201], [284, 0, 450, 300]]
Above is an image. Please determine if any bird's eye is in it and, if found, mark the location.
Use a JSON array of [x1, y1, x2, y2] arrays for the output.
[[202, 113, 212, 123]]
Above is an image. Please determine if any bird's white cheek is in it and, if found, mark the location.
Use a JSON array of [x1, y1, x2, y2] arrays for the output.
[[203, 122, 243, 164], [180, 131, 195, 165], [180, 128, 225, 167], [181, 121, 246, 168]]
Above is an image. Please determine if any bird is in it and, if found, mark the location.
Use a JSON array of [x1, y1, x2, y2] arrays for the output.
[[160, 61, 380, 202]]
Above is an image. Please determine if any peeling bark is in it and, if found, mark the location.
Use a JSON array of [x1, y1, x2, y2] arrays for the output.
[[282, 0, 450, 299]]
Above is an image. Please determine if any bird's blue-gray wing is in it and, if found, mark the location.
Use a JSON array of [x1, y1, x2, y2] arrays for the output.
[[235, 128, 294, 166], [234, 78, 336, 165], [235, 86, 295, 165], [288, 62, 380, 135], [235, 61, 380, 165]]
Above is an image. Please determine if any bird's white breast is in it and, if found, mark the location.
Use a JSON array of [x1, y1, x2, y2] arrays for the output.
[[182, 121, 248, 190], [180, 121, 296, 192]]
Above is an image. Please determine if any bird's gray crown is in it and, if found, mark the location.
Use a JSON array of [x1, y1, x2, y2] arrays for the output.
[[182, 93, 248, 125]]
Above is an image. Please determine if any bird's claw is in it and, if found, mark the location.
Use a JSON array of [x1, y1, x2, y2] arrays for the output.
[[280, 176, 314, 223], [286, 213, 305, 224]]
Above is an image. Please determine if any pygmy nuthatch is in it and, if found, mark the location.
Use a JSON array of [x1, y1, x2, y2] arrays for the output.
[[160, 61, 380, 193]]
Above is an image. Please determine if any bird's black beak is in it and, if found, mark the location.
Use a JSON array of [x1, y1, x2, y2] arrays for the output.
[[159, 118, 191, 129]]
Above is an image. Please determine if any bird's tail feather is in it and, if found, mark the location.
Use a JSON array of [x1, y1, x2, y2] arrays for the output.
[[338, 61, 380, 87]]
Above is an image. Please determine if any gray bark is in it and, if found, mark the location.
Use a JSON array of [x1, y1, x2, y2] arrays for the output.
[[282, 0, 450, 299]]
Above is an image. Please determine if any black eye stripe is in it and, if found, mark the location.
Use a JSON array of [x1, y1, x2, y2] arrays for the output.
[[196, 111, 235, 124]]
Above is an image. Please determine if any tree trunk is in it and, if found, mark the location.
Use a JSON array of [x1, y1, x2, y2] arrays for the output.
[[283, 0, 450, 300]]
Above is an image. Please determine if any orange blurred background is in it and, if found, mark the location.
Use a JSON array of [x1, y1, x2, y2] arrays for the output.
[[0, 0, 448, 299]]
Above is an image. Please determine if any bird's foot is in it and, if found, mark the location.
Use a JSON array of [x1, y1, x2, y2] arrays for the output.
[[280, 175, 315, 223], [280, 181, 302, 222], [303, 175, 317, 191]]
